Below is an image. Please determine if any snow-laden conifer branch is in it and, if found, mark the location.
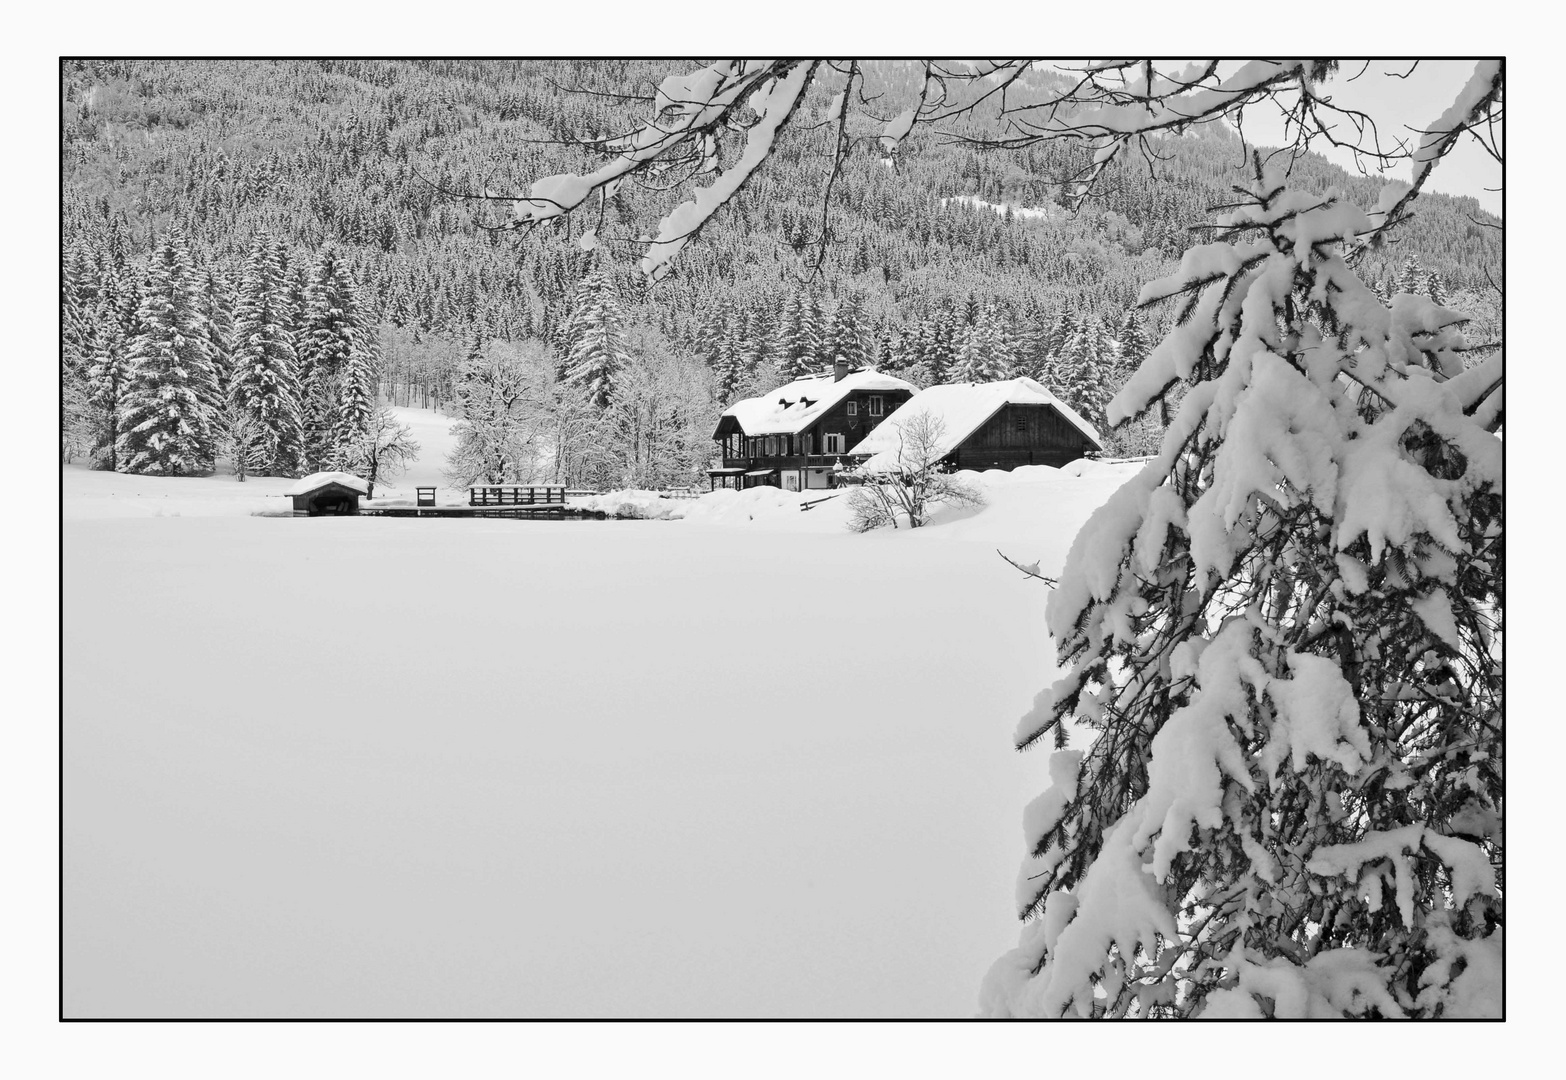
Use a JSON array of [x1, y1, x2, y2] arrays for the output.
[[983, 155, 1501, 1018]]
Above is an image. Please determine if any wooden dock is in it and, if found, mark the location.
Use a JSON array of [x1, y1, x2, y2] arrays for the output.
[[358, 503, 595, 519], [357, 483, 597, 519]]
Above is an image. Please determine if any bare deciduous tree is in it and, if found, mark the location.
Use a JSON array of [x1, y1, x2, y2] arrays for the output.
[[335, 407, 419, 499], [844, 411, 983, 531]]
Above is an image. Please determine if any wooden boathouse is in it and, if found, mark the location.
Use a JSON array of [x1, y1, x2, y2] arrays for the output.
[[286, 472, 370, 516]]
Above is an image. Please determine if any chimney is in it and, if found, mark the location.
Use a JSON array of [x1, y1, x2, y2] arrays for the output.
[[833, 355, 848, 382]]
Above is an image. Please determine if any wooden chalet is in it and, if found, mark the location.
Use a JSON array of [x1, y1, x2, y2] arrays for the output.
[[709, 360, 919, 492], [285, 472, 371, 516], [848, 377, 1103, 473]]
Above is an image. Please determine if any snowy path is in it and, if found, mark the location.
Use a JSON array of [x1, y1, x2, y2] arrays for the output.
[[62, 459, 1136, 1017]]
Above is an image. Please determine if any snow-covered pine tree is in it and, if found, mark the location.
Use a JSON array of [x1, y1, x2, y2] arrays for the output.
[[116, 237, 218, 475], [1425, 271, 1448, 306], [331, 329, 378, 465], [1022, 310, 1053, 380], [981, 161, 1501, 1019], [1043, 306, 1077, 376], [1055, 316, 1112, 428], [229, 232, 304, 476], [1396, 255, 1427, 297], [84, 299, 131, 472], [61, 273, 94, 463], [741, 304, 772, 376], [1117, 310, 1150, 374], [297, 246, 361, 470], [824, 294, 870, 371], [83, 264, 139, 471], [563, 267, 630, 407], [774, 290, 819, 381], [200, 268, 234, 410], [928, 304, 957, 384], [951, 303, 1013, 382]]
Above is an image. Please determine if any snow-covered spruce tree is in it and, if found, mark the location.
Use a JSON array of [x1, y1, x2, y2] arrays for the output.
[[1117, 311, 1151, 374], [330, 330, 378, 467], [61, 274, 94, 463], [979, 160, 1501, 1019], [1055, 317, 1113, 432], [229, 233, 304, 477], [84, 270, 138, 472], [115, 237, 219, 476], [951, 303, 1014, 383], [823, 294, 871, 371], [199, 268, 234, 413], [297, 246, 362, 470], [562, 267, 630, 407]]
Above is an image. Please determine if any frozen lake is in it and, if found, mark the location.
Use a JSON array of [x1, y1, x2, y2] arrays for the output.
[[61, 444, 1135, 1017]]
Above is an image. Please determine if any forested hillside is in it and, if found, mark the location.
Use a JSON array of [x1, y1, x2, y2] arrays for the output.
[[60, 59, 1502, 478]]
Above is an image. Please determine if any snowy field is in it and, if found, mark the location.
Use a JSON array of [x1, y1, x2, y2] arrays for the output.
[[62, 408, 1139, 1018]]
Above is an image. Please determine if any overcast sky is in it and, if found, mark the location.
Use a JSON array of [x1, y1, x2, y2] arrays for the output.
[[1230, 60, 1500, 215], [1042, 60, 1502, 216]]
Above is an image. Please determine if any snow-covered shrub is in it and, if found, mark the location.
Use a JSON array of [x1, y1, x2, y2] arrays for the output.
[[981, 159, 1502, 1019]]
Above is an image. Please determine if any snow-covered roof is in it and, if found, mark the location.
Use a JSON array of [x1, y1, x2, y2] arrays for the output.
[[849, 378, 1103, 470], [285, 471, 370, 496], [718, 368, 919, 436]]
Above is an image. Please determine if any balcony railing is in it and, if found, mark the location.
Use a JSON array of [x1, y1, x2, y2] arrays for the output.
[[721, 453, 861, 470]]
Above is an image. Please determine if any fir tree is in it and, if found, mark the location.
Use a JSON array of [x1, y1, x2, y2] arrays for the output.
[[1396, 255, 1427, 296], [297, 246, 362, 469], [1116, 310, 1150, 373], [1043, 306, 1077, 371], [116, 237, 218, 475], [85, 308, 131, 471], [229, 231, 304, 476], [61, 274, 93, 463], [562, 268, 630, 407], [982, 163, 1500, 1019], [200, 269, 234, 409], [951, 303, 1013, 382], [331, 330, 378, 464], [1056, 316, 1111, 427], [824, 294, 871, 370]]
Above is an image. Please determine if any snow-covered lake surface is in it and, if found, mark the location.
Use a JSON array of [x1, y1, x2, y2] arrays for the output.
[[62, 409, 1139, 1017]]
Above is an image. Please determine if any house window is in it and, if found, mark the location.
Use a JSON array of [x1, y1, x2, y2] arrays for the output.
[[869, 395, 884, 417], [1015, 413, 1027, 432], [847, 400, 858, 417], [824, 433, 845, 455]]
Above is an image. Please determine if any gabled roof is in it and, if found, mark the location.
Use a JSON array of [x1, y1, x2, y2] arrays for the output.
[[848, 378, 1103, 470], [716, 368, 919, 437], [285, 471, 370, 496]]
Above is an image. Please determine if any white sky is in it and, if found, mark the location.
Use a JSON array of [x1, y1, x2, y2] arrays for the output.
[[1035, 61, 1500, 214], [1204, 61, 1499, 214]]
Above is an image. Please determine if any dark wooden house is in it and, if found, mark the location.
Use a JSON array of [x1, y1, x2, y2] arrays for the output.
[[709, 361, 919, 492], [286, 472, 371, 516], [848, 377, 1103, 473]]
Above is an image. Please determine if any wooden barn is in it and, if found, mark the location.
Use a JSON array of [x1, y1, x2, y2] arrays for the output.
[[709, 360, 919, 492], [848, 377, 1103, 473], [286, 472, 371, 516]]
